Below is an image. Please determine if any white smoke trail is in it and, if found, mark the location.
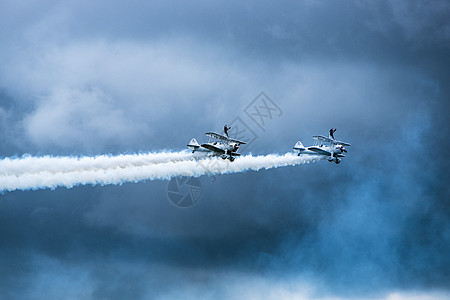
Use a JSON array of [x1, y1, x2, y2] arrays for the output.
[[0, 152, 324, 192], [0, 151, 196, 176]]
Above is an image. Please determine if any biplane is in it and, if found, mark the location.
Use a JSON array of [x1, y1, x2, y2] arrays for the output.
[[293, 133, 351, 164], [187, 132, 246, 162]]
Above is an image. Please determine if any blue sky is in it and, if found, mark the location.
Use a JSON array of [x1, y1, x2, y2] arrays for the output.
[[0, 1, 449, 299]]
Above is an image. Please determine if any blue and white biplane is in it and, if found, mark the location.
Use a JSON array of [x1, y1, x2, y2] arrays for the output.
[[293, 132, 351, 164], [187, 132, 246, 162]]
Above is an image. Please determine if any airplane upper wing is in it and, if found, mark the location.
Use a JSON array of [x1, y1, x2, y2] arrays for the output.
[[312, 135, 351, 146], [335, 140, 351, 146], [312, 135, 331, 142], [228, 138, 246, 145], [205, 132, 247, 145], [307, 147, 332, 156], [200, 143, 226, 154], [205, 132, 228, 141]]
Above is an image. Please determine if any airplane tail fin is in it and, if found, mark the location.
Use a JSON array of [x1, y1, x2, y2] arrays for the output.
[[293, 140, 305, 151], [187, 138, 200, 148]]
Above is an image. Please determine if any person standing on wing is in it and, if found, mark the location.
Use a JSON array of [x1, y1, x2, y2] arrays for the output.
[[224, 124, 231, 137], [329, 128, 337, 140]]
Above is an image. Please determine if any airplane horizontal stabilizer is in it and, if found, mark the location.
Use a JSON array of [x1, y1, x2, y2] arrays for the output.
[[187, 138, 200, 148], [293, 141, 305, 151]]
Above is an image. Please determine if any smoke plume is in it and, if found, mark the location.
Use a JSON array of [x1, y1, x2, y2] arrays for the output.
[[0, 152, 323, 192]]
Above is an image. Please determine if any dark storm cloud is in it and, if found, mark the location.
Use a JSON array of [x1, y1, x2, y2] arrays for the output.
[[0, 0, 449, 299]]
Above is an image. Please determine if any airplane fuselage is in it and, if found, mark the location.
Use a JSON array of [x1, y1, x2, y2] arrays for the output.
[[187, 135, 242, 162], [293, 141, 348, 164]]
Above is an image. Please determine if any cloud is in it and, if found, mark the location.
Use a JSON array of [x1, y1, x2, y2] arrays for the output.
[[361, 0, 450, 47], [7, 252, 450, 300], [1, 39, 257, 152], [7, 38, 441, 154], [23, 88, 143, 151]]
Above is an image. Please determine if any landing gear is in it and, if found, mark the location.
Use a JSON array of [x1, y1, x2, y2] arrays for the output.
[[220, 155, 235, 162], [329, 156, 341, 164]]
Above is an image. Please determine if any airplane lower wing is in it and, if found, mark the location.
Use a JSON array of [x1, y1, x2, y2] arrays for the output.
[[308, 147, 332, 156], [201, 143, 226, 154]]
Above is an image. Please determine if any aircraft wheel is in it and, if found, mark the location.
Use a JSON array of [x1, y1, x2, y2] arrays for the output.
[[335, 160, 340, 164], [230, 157, 235, 162], [222, 156, 226, 160]]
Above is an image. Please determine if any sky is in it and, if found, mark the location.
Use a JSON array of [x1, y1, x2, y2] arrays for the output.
[[1, 0, 449, 299]]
